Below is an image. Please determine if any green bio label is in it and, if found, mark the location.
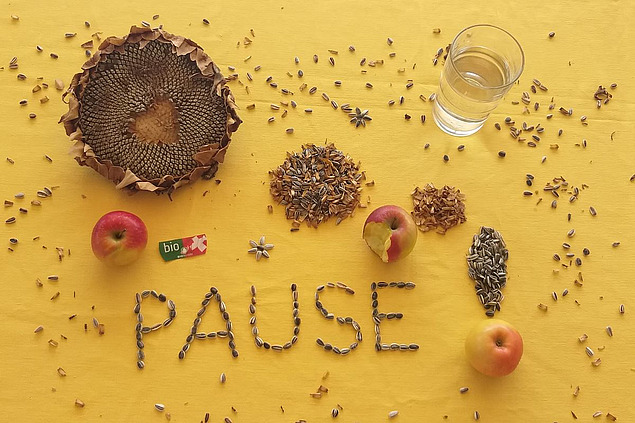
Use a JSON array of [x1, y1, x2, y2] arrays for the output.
[[159, 234, 207, 261]]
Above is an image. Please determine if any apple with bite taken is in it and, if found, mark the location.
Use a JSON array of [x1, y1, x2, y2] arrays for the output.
[[91, 211, 148, 266], [362, 205, 418, 262], [465, 319, 523, 377]]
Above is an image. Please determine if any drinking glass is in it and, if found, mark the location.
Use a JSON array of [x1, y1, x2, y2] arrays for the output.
[[432, 24, 524, 136]]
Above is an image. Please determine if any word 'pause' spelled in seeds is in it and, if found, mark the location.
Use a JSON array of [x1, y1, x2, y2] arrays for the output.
[[129, 283, 424, 362]]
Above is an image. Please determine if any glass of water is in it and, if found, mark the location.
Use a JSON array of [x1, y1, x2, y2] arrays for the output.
[[432, 24, 524, 137]]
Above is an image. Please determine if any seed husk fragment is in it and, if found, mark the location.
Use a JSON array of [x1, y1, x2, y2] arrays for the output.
[[388, 410, 399, 418], [75, 399, 85, 407]]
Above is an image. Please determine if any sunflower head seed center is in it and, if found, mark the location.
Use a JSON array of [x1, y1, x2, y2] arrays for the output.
[[128, 97, 180, 145]]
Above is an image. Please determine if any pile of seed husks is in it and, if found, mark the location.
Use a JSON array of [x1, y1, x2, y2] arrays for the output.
[[411, 184, 466, 234], [269, 144, 363, 228]]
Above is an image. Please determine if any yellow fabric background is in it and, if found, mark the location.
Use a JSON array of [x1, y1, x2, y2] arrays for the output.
[[1, 0, 634, 421]]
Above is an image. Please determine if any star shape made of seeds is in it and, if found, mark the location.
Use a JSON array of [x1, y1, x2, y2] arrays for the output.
[[248, 236, 274, 261], [348, 107, 372, 127]]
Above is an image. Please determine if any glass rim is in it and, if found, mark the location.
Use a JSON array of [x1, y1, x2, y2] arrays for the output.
[[447, 24, 525, 90]]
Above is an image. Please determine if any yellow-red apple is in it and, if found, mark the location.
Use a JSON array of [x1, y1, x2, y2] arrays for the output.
[[362, 205, 418, 262], [91, 211, 148, 266], [465, 319, 523, 377]]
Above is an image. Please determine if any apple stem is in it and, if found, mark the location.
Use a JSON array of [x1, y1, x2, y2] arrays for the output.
[[114, 229, 127, 240]]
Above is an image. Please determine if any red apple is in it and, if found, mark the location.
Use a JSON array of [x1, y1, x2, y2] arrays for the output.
[[362, 205, 418, 262], [465, 319, 523, 377], [91, 211, 148, 266]]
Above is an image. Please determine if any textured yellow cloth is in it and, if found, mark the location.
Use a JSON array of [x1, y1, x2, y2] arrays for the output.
[[1, 1, 634, 421]]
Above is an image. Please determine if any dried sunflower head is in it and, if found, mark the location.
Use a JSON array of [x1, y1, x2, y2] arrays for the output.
[[60, 26, 241, 194]]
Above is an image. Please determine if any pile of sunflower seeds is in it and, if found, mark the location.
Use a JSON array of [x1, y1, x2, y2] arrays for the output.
[[371, 282, 419, 351], [249, 284, 300, 350], [178, 286, 238, 359], [411, 184, 466, 234], [467, 227, 509, 316], [269, 144, 363, 228], [314, 282, 361, 355], [134, 290, 175, 369]]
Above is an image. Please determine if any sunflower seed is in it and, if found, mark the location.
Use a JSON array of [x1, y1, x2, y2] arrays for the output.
[[606, 326, 613, 336]]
